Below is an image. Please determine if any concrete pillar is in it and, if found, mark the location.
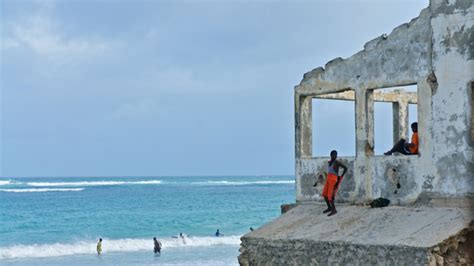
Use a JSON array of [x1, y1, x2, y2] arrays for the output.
[[392, 102, 400, 144], [355, 89, 374, 157], [472, 82, 474, 143], [367, 90, 374, 155], [392, 100, 410, 144], [355, 88, 374, 200], [417, 77, 432, 157], [295, 94, 312, 158], [399, 100, 410, 140]]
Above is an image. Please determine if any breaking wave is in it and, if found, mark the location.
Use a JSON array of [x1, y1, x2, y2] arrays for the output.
[[197, 180, 294, 186], [1, 179, 293, 189], [26, 180, 162, 187], [0, 235, 241, 259], [0, 188, 85, 193], [0, 180, 12, 186], [22, 180, 292, 187]]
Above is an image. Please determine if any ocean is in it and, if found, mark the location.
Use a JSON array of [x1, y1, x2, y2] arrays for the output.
[[0, 176, 294, 265]]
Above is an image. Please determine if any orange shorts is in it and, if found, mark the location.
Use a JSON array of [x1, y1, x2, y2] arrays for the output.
[[322, 173, 338, 200]]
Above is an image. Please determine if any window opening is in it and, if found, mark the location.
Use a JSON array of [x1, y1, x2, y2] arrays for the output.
[[312, 93, 355, 157], [374, 101, 393, 155], [373, 85, 418, 155]]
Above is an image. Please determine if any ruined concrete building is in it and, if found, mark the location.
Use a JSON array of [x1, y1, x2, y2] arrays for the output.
[[239, 0, 473, 264]]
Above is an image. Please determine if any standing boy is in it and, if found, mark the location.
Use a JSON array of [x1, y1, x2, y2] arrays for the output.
[[322, 150, 347, 216]]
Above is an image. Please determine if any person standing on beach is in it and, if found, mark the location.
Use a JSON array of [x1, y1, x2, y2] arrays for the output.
[[96, 238, 102, 255], [153, 237, 162, 254], [322, 150, 347, 217]]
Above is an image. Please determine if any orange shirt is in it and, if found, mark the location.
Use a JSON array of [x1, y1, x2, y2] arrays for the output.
[[409, 132, 419, 154]]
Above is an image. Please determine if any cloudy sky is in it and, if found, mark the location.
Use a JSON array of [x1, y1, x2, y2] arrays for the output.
[[1, 0, 428, 177]]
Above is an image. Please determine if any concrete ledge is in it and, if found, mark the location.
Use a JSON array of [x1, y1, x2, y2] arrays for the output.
[[239, 204, 474, 265], [417, 194, 474, 210]]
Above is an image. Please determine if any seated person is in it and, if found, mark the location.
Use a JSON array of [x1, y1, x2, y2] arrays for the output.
[[384, 122, 418, 155]]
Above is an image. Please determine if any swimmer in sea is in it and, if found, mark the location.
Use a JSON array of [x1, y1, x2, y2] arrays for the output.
[[96, 238, 102, 255], [179, 232, 187, 244], [153, 237, 162, 254]]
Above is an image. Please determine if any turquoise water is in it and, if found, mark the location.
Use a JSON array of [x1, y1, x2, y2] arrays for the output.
[[0, 176, 294, 265]]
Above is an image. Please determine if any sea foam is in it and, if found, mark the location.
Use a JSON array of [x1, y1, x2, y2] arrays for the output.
[[0, 236, 241, 259], [23, 179, 292, 187], [26, 180, 162, 187], [0, 180, 12, 186], [0, 188, 84, 193], [198, 180, 295, 185]]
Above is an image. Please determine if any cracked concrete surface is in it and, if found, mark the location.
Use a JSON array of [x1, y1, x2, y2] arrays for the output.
[[239, 204, 474, 265]]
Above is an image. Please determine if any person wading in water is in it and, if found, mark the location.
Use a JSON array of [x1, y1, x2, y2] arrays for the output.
[[96, 238, 102, 255], [322, 150, 347, 216], [153, 237, 162, 254]]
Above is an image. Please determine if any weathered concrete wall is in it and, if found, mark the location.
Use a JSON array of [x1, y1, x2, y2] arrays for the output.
[[296, 7, 432, 95], [297, 156, 435, 204], [240, 238, 431, 265], [471, 82, 474, 141], [426, 0, 474, 200], [296, 157, 355, 202], [294, 0, 474, 205]]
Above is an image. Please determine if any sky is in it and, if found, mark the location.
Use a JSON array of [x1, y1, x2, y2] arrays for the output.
[[1, 0, 428, 177]]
